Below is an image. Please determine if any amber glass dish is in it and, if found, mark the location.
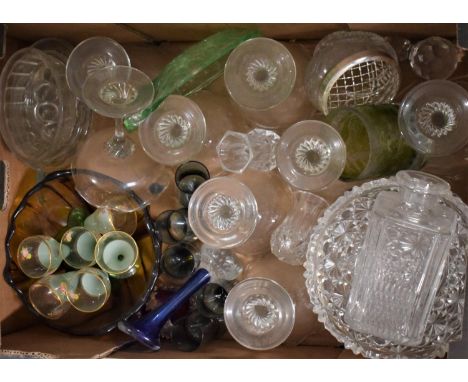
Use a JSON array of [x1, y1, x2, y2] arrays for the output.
[[3, 170, 161, 336]]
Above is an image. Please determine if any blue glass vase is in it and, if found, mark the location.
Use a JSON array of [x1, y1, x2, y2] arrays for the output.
[[118, 268, 211, 350]]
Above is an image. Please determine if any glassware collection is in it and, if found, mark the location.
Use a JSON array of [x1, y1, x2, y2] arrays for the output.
[[1, 27, 468, 359]]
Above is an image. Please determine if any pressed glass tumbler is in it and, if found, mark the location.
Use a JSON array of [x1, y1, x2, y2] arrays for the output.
[[17, 235, 61, 278]]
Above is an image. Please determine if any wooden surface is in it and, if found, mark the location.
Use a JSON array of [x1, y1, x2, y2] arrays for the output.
[[5, 23, 457, 44]]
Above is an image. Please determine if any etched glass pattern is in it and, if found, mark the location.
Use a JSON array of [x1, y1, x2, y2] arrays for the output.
[[304, 177, 468, 358]]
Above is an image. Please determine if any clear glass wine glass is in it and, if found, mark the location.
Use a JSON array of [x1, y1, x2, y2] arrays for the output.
[[66, 36, 131, 100], [72, 65, 172, 212]]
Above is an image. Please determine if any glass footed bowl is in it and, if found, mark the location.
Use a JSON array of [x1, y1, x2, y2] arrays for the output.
[[304, 176, 468, 358], [0, 47, 91, 171], [3, 170, 161, 336]]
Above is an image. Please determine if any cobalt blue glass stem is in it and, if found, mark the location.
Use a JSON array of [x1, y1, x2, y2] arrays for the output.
[[117, 268, 211, 350]]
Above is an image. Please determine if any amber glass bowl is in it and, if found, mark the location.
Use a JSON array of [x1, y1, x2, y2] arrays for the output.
[[3, 170, 161, 336]]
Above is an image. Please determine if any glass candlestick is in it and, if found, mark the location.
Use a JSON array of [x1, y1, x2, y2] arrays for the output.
[[409, 36, 463, 80], [216, 128, 280, 173], [224, 277, 295, 350], [139, 91, 248, 174], [188, 171, 292, 255], [398, 80, 468, 157], [17, 235, 61, 278], [95, 231, 139, 279], [270, 191, 328, 266], [276, 120, 346, 191], [225, 38, 312, 130], [72, 65, 172, 212], [345, 170, 458, 346]]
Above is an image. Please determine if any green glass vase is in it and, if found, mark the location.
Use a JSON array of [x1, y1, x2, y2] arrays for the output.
[[326, 104, 425, 180], [124, 28, 260, 131]]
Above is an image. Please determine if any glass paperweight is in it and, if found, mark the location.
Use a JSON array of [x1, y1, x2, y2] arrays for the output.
[[224, 278, 295, 350], [139, 95, 207, 166], [124, 29, 260, 131], [83, 208, 137, 236], [66, 36, 131, 100], [64, 267, 111, 313], [345, 171, 457, 345], [305, 31, 400, 115], [398, 80, 468, 157], [304, 175, 468, 358], [216, 128, 280, 173], [327, 104, 423, 180], [276, 120, 346, 191], [188, 176, 258, 249], [155, 209, 195, 244], [60, 227, 97, 269], [95, 231, 139, 279], [200, 244, 243, 281], [29, 274, 71, 320], [17, 235, 61, 278], [161, 243, 200, 280], [409, 37, 462, 80], [270, 191, 328, 266], [72, 65, 172, 212], [225, 38, 311, 130], [0, 47, 91, 171]]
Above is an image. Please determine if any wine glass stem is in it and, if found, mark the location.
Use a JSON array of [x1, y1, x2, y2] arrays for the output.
[[105, 119, 136, 158]]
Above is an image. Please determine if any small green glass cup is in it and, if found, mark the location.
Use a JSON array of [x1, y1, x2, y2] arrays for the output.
[[60, 227, 98, 269], [326, 104, 425, 180], [95, 231, 139, 279], [83, 208, 137, 236], [17, 235, 62, 278]]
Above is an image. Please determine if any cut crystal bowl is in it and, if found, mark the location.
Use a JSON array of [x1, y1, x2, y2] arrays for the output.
[[304, 176, 468, 358]]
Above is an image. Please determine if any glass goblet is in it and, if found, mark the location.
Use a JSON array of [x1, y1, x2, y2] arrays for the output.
[[66, 36, 131, 100], [72, 65, 172, 212]]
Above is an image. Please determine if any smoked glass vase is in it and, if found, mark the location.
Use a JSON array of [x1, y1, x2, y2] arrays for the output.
[[270, 191, 328, 266], [345, 170, 458, 345], [224, 37, 313, 130]]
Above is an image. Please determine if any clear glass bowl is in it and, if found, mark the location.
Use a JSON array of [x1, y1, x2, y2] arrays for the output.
[[398, 80, 468, 157], [276, 120, 346, 190], [0, 47, 91, 171], [66, 36, 131, 100], [304, 176, 468, 358], [305, 31, 400, 115], [224, 277, 295, 350]]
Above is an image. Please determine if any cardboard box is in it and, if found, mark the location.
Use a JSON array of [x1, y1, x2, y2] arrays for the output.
[[0, 23, 466, 358]]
